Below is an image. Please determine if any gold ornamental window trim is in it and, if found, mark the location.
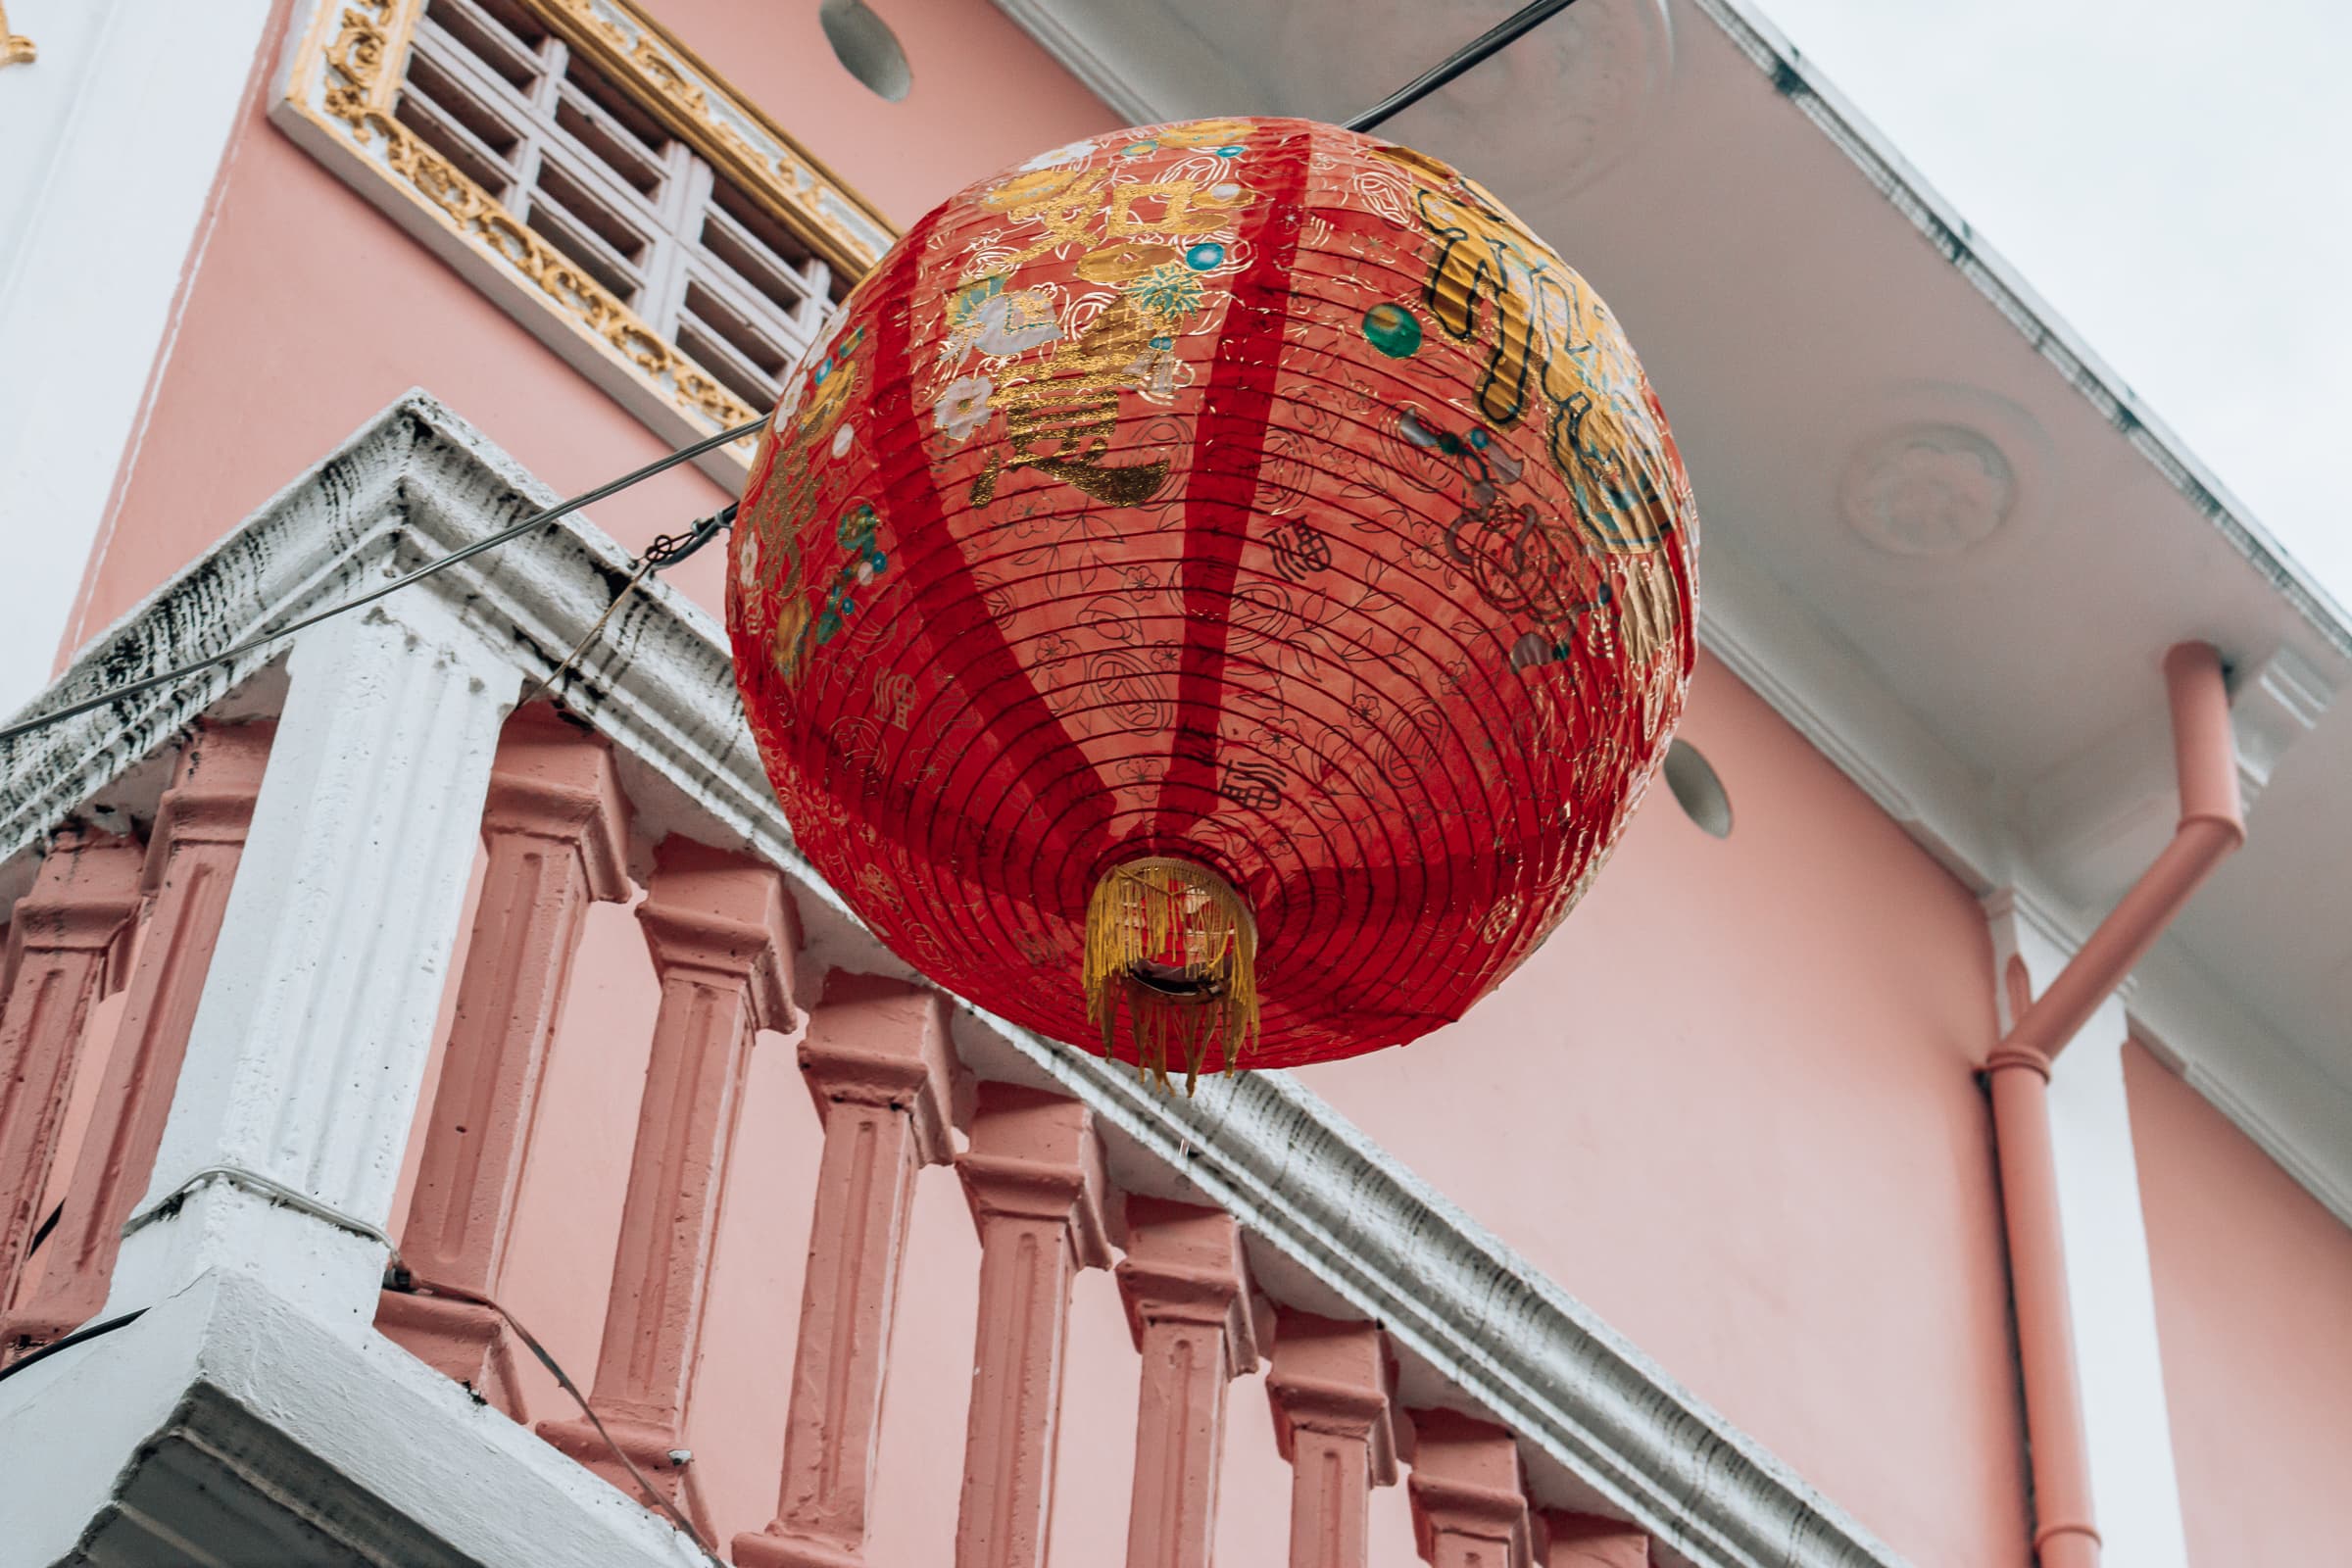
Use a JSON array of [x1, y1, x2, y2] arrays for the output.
[[277, 0, 896, 450], [1, 0, 34, 67]]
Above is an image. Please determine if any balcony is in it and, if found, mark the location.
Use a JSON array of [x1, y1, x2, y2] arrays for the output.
[[0, 394, 1899, 1568]]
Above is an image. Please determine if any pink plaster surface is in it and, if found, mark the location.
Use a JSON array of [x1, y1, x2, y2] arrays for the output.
[[0, 830, 142, 1331], [2126, 1041, 2352, 1566], [62, 0, 1118, 657], [9, 726, 270, 1348], [1304, 650, 2027, 1568], [1115, 1199, 1259, 1568]]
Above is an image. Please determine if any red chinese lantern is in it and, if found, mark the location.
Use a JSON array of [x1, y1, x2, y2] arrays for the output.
[[729, 118, 1697, 1085]]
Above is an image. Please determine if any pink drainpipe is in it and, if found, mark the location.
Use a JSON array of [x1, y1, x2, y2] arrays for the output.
[[1986, 641, 2243, 1567]]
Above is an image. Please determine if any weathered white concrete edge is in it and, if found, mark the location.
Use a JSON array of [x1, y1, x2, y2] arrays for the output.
[[0, 393, 1901, 1568], [0, 1268, 710, 1568]]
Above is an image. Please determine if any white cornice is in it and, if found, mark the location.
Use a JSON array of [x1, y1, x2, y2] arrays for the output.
[[0, 393, 1905, 1568], [1681, 0, 2352, 664]]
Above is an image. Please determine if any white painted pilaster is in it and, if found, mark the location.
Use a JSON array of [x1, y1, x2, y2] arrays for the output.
[[1985, 890, 2188, 1568], [0, 0, 277, 709], [106, 598, 515, 1334]]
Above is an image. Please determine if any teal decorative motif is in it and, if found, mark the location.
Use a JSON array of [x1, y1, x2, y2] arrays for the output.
[[1129, 263, 1206, 321], [1361, 302, 1423, 359], [814, 503, 888, 647]]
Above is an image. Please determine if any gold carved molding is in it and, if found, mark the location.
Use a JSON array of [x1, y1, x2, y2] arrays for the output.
[[531, 0, 893, 278], [277, 0, 895, 448], [1, 1, 35, 67]]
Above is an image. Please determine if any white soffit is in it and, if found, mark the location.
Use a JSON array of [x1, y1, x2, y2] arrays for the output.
[[986, 0, 2352, 1213]]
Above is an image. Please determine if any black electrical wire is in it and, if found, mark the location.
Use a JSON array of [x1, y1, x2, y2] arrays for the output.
[[0, 416, 762, 749], [1345, 0, 1583, 134], [0, 1308, 147, 1386], [383, 1265, 723, 1565]]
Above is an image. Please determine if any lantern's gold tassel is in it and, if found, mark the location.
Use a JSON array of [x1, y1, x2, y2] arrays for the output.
[[1082, 858, 1258, 1094]]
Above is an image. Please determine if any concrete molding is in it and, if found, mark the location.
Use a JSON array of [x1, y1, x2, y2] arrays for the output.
[[1684, 0, 2352, 661], [0, 393, 1905, 1567], [0, 1268, 708, 1568]]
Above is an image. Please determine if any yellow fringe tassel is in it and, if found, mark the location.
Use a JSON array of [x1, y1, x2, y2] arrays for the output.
[[1082, 858, 1258, 1095]]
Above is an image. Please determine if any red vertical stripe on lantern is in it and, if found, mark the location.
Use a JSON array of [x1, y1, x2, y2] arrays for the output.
[[1151, 131, 1314, 844], [864, 209, 1116, 894]]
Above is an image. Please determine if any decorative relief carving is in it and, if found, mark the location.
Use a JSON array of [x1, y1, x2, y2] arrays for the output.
[[1, 0, 34, 66], [1839, 423, 2016, 558], [534, 0, 892, 272], [281, 0, 895, 445]]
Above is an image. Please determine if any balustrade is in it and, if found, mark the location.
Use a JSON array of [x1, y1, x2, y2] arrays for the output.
[[734, 972, 961, 1568], [1267, 1312, 1398, 1568], [536, 836, 797, 1531], [0, 826, 142, 1339], [0, 589, 1673, 1566], [0, 403, 1838, 1568], [380, 704, 631, 1416], [0, 688, 1674, 1568], [6, 722, 273, 1348]]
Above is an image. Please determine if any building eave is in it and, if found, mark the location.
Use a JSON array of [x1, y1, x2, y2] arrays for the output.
[[980, 0, 2352, 1232]]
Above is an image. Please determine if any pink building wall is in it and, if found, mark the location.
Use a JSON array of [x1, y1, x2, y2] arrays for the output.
[[2127, 1041, 2352, 1566], [1313, 649, 2028, 1567], [63, 0, 1122, 654], [41, 2, 2059, 1563]]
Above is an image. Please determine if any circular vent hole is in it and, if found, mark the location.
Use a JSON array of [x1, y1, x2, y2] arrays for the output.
[[1663, 739, 1732, 839], [821, 0, 912, 102]]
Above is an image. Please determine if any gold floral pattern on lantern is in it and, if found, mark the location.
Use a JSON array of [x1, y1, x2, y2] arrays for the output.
[[728, 119, 1700, 1075]]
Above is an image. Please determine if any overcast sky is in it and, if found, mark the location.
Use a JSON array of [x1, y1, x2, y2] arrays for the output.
[[1755, 0, 2351, 612]]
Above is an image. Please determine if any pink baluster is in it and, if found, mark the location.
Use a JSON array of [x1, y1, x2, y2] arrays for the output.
[[0, 828, 143, 1329], [954, 1083, 1113, 1568], [6, 724, 270, 1349], [734, 973, 964, 1568], [1538, 1512, 1649, 1568], [1408, 1409, 1533, 1568], [380, 707, 630, 1416], [538, 837, 796, 1531], [1266, 1312, 1398, 1568], [1117, 1197, 1261, 1568]]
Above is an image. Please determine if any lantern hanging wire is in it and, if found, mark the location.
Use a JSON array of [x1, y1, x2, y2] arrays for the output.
[[0, 0, 1585, 752], [1345, 0, 1584, 134]]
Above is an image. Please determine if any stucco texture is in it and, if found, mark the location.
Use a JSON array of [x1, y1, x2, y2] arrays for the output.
[[1307, 648, 2029, 1567], [64, 0, 1120, 655], [2127, 1040, 2352, 1566]]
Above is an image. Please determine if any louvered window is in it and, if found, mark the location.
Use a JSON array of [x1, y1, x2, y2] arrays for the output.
[[392, 0, 845, 410]]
